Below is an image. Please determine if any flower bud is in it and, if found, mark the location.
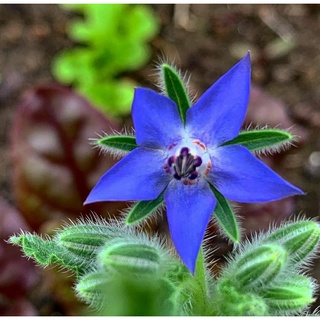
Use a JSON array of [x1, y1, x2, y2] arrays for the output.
[[261, 275, 315, 315], [97, 239, 161, 274], [233, 244, 287, 289], [263, 220, 320, 264], [56, 224, 119, 258], [75, 271, 111, 307]]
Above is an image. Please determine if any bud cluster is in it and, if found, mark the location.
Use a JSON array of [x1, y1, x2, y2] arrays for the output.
[[212, 220, 320, 316], [52, 219, 180, 310], [9, 217, 320, 316]]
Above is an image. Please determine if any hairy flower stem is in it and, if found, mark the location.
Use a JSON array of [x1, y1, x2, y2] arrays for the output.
[[192, 247, 208, 314]]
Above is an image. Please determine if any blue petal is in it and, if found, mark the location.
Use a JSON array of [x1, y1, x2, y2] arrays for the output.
[[186, 54, 251, 147], [84, 148, 171, 204], [164, 179, 216, 273], [132, 88, 184, 149], [206, 144, 304, 202]]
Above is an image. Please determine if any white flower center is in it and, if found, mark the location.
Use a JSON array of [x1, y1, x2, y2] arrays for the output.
[[164, 139, 211, 185]]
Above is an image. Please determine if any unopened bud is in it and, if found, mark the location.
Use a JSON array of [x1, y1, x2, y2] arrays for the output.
[[233, 244, 287, 289], [75, 271, 111, 307], [263, 220, 320, 264], [56, 224, 119, 258], [98, 239, 161, 274], [261, 275, 315, 315]]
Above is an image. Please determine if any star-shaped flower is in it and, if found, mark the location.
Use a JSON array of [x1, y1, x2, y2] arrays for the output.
[[85, 54, 303, 273]]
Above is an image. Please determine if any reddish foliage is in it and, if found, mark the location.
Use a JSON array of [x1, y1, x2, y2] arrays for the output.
[[0, 197, 38, 315], [11, 84, 125, 230]]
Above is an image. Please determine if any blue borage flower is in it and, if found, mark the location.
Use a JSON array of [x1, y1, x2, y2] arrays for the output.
[[85, 54, 303, 273]]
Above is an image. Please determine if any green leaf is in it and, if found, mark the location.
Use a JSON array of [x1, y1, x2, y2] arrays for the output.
[[52, 48, 96, 85], [53, 4, 159, 118], [126, 5, 159, 41], [126, 193, 164, 225], [97, 135, 138, 152], [222, 129, 293, 152], [81, 80, 135, 117], [210, 186, 239, 243], [162, 64, 191, 125]]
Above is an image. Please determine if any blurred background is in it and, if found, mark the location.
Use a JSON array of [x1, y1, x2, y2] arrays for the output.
[[0, 4, 320, 315]]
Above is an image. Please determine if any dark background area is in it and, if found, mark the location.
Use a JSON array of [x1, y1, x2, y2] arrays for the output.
[[1, 4, 320, 315]]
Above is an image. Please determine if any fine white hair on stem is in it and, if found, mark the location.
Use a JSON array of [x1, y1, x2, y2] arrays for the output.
[[202, 220, 219, 272]]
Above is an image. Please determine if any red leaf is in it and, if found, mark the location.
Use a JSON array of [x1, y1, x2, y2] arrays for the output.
[[0, 197, 38, 313], [11, 84, 124, 230]]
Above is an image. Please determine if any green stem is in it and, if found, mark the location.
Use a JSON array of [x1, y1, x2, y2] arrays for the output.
[[192, 246, 208, 315]]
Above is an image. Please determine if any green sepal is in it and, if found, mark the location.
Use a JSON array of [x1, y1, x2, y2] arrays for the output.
[[161, 64, 191, 125], [210, 185, 239, 243], [9, 233, 89, 275], [126, 192, 164, 225], [222, 129, 293, 152], [97, 135, 138, 152]]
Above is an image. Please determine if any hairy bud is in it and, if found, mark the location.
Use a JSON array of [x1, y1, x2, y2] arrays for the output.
[[262, 220, 320, 264], [97, 239, 162, 274], [261, 275, 315, 315], [233, 244, 287, 289], [75, 271, 111, 307], [55, 223, 121, 258]]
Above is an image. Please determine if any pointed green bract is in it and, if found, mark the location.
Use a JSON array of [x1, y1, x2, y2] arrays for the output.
[[97, 135, 138, 152], [162, 64, 191, 125], [222, 129, 293, 152], [126, 193, 164, 225], [210, 186, 239, 243], [9, 233, 89, 274]]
